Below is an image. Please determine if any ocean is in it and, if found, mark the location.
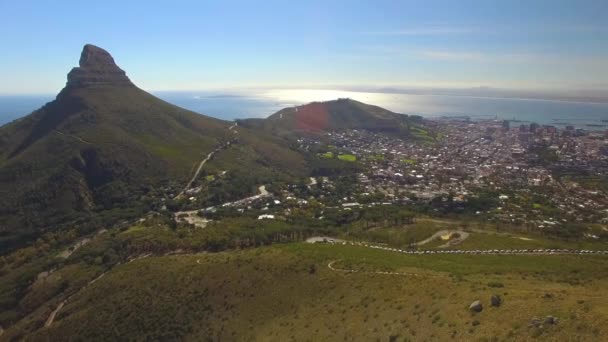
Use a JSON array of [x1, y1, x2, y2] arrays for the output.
[[1, 90, 607, 130]]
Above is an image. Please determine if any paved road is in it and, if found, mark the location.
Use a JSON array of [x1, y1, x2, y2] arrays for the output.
[[58, 237, 92, 258], [219, 185, 270, 208], [175, 149, 219, 199], [175, 123, 238, 199]]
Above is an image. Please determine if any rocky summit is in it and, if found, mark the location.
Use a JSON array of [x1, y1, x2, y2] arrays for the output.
[[66, 44, 134, 88]]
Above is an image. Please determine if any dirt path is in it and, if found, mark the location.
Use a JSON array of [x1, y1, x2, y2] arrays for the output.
[[417, 218, 459, 225], [44, 301, 65, 327], [327, 260, 422, 277], [43, 260, 128, 328], [54, 130, 92, 145], [58, 237, 91, 258], [414, 230, 470, 247]]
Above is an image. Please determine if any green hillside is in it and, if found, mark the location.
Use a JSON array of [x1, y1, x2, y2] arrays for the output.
[[0, 45, 306, 253], [5, 242, 608, 341], [240, 98, 423, 137]]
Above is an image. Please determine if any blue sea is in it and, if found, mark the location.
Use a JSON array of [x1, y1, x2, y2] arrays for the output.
[[1, 90, 607, 130]]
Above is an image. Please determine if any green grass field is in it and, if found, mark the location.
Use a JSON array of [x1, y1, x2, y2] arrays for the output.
[[337, 154, 357, 162], [320, 151, 334, 159], [3, 215, 607, 341]]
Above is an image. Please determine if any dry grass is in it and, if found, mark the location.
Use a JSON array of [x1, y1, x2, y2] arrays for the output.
[[16, 243, 608, 341]]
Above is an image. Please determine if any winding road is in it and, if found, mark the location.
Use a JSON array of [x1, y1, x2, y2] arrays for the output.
[[175, 122, 238, 199], [175, 150, 218, 199]]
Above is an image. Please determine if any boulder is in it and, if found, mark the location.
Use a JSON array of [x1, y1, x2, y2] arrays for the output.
[[530, 317, 543, 328], [469, 300, 483, 312], [544, 315, 558, 325], [490, 294, 502, 307]]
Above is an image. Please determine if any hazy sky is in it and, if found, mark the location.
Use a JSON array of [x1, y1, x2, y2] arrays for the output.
[[1, 0, 607, 94]]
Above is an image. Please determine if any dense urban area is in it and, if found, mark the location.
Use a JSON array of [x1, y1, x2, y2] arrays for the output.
[[172, 117, 608, 244]]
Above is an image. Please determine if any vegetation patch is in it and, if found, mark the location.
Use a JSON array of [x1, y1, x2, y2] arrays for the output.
[[337, 154, 357, 162]]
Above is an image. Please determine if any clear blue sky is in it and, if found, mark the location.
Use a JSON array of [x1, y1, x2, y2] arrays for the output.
[[1, 0, 607, 94]]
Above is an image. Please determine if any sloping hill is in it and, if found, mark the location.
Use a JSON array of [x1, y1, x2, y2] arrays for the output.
[[6, 243, 608, 341], [240, 98, 419, 136], [0, 45, 305, 252]]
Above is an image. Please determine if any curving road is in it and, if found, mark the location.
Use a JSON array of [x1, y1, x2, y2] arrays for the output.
[[175, 150, 219, 199], [175, 123, 238, 199]]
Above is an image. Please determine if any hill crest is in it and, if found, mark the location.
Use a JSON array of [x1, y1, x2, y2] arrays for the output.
[[65, 44, 134, 88], [261, 98, 413, 133]]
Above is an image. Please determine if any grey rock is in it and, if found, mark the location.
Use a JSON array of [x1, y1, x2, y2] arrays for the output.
[[544, 315, 558, 325], [530, 318, 543, 327], [66, 44, 134, 88], [469, 300, 483, 312], [490, 294, 502, 307]]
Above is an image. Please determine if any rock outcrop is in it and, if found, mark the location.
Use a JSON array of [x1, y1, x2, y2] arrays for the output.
[[66, 44, 134, 88]]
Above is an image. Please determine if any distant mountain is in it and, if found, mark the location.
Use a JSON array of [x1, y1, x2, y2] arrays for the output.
[[345, 86, 608, 104], [239, 98, 424, 138], [0, 45, 305, 252]]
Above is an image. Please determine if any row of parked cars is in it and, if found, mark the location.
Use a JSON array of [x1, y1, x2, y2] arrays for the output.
[[350, 243, 607, 255]]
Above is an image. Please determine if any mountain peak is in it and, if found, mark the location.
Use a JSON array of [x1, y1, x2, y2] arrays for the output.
[[66, 44, 134, 88]]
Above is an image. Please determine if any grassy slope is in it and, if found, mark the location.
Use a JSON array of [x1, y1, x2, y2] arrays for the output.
[[346, 219, 608, 251], [0, 86, 226, 203], [251, 99, 419, 137], [10, 242, 608, 341], [0, 86, 309, 252]]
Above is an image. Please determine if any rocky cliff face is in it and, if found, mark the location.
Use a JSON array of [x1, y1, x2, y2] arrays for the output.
[[66, 44, 134, 88]]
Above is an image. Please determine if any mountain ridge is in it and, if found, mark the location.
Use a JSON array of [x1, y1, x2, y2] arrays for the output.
[[0, 44, 305, 252]]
